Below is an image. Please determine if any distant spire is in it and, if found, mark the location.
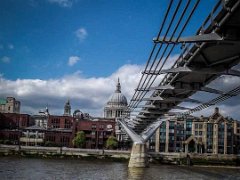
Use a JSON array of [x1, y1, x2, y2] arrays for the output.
[[115, 78, 121, 93], [45, 104, 49, 115]]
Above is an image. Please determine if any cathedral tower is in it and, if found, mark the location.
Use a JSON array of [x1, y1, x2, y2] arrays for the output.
[[64, 99, 71, 116]]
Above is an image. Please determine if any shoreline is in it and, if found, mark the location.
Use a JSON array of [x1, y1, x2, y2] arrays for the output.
[[1, 155, 240, 169]]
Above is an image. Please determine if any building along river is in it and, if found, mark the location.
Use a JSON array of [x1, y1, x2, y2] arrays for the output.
[[1, 156, 240, 180]]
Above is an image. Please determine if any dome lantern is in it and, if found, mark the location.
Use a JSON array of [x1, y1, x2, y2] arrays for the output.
[[115, 78, 121, 93]]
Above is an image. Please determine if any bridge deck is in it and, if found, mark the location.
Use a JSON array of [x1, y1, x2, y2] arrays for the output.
[[130, 0, 240, 133]]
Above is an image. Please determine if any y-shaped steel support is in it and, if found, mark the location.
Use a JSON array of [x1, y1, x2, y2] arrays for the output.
[[117, 118, 166, 167]]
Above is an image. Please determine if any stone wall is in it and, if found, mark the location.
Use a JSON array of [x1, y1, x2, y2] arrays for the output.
[[149, 152, 240, 165], [0, 144, 130, 161]]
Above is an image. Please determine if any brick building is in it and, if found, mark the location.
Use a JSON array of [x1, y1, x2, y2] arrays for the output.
[[45, 129, 73, 147], [48, 115, 73, 129], [74, 118, 115, 149], [0, 113, 32, 130], [0, 129, 21, 145], [0, 112, 32, 144], [0, 98, 116, 148]]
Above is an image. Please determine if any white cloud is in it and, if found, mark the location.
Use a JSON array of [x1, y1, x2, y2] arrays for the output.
[[75, 28, 88, 41], [0, 64, 142, 116], [1, 56, 11, 63], [47, 0, 74, 8], [0, 57, 239, 120], [68, 56, 80, 66]]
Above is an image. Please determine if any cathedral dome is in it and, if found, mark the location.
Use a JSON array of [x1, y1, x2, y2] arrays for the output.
[[106, 79, 128, 107], [107, 92, 128, 107]]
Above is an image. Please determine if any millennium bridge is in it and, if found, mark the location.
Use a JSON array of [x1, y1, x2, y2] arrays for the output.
[[118, 0, 240, 167]]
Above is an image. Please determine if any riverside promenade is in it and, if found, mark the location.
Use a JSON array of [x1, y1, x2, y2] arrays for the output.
[[0, 144, 130, 160], [1, 144, 239, 166]]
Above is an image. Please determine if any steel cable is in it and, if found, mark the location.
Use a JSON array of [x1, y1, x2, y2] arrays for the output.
[[130, 0, 200, 110]]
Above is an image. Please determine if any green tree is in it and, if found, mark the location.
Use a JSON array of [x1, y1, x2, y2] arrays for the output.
[[72, 131, 86, 148], [106, 136, 118, 149]]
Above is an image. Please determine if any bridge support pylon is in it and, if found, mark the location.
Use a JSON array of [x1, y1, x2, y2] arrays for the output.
[[117, 117, 165, 168], [128, 142, 149, 168]]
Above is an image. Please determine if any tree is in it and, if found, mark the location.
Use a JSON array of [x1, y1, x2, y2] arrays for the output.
[[72, 131, 86, 148], [106, 136, 118, 149]]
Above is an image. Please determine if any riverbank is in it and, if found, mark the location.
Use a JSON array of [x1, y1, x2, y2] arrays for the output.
[[1, 144, 239, 166], [150, 152, 240, 166]]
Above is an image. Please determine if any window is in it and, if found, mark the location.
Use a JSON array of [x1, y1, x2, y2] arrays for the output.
[[195, 124, 198, 129], [169, 129, 174, 133], [169, 121, 175, 128], [92, 124, 96, 130], [99, 124, 104, 130], [207, 124, 213, 131], [186, 120, 192, 129], [160, 132, 166, 139], [160, 138, 165, 143], [64, 119, 72, 129], [99, 132, 103, 136], [51, 118, 60, 128], [218, 138, 224, 145], [160, 128, 166, 132], [160, 122, 166, 128]]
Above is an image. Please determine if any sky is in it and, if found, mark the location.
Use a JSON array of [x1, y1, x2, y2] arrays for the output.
[[0, 0, 239, 119]]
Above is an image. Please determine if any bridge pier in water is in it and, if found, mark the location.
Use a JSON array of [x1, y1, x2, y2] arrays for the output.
[[128, 142, 148, 168], [117, 118, 164, 168]]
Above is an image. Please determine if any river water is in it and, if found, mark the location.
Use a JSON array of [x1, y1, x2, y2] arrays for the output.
[[0, 157, 240, 180]]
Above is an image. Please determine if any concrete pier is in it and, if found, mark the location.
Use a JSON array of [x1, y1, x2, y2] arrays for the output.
[[128, 142, 148, 168]]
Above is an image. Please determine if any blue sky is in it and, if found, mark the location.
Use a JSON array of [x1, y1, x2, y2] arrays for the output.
[[0, 0, 218, 80], [1, 0, 161, 79], [1, 0, 238, 119]]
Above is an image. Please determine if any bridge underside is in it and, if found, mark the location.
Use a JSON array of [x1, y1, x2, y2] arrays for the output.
[[130, 0, 240, 134]]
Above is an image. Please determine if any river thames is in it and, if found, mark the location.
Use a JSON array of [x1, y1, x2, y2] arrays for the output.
[[0, 157, 240, 180]]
